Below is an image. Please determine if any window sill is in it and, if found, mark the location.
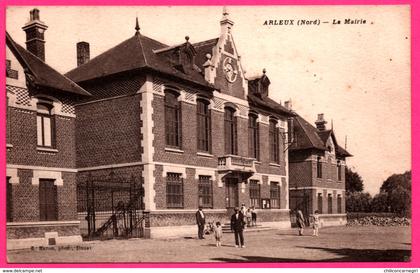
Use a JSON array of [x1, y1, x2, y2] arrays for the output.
[[269, 163, 281, 167], [6, 144, 13, 148], [254, 161, 261, 165], [197, 152, 213, 158], [37, 147, 59, 153], [165, 147, 184, 154]]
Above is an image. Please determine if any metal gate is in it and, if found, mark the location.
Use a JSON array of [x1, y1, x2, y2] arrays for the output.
[[77, 172, 145, 240]]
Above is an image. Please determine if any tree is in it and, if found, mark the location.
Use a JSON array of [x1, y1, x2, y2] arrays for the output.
[[373, 171, 411, 216], [346, 192, 372, 212], [345, 166, 364, 193]]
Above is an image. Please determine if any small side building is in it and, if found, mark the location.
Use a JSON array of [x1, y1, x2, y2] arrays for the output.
[[288, 113, 352, 227]]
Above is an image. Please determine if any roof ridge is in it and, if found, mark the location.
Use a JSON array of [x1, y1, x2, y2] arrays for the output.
[[6, 32, 37, 79], [192, 38, 218, 47], [137, 33, 148, 67]]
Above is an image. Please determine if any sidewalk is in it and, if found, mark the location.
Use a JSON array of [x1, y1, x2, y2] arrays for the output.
[[7, 226, 411, 263]]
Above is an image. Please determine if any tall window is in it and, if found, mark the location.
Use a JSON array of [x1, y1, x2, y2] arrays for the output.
[[197, 99, 211, 152], [39, 179, 58, 221], [198, 176, 213, 208], [224, 107, 237, 155], [269, 119, 279, 163], [337, 194, 342, 213], [249, 180, 260, 208], [37, 102, 55, 147], [248, 114, 259, 159], [166, 173, 183, 208], [337, 160, 342, 181], [317, 193, 323, 214], [165, 90, 181, 148], [316, 157, 322, 178], [270, 182, 280, 208], [328, 194, 333, 214], [7, 177, 13, 222]]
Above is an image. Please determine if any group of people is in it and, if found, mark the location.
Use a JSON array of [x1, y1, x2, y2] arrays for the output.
[[195, 204, 256, 248], [196, 206, 321, 249], [295, 209, 320, 236]]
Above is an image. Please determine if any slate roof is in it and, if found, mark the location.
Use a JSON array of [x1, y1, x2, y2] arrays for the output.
[[248, 93, 294, 117], [6, 32, 91, 97], [290, 115, 352, 157], [65, 32, 214, 90]]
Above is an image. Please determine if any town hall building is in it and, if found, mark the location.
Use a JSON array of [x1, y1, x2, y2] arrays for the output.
[[5, 7, 351, 249]]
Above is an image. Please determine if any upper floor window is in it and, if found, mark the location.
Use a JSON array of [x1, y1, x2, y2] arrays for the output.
[[316, 156, 322, 178], [337, 160, 342, 181], [165, 90, 181, 148], [37, 102, 55, 148], [248, 114, 259, 160], [197, 99, 211, 152], [224, 107, 237, 155], [269, 119, 279, 163]]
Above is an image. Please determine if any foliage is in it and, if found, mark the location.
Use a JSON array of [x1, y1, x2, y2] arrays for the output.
[[345, 166, 364, 193], [345, 192, 372, 212]]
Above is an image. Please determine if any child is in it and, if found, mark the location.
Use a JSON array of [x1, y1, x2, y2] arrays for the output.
[[312, 210, 320, 236], [246, 208, 252, 227], [214, 221, 223, 247]]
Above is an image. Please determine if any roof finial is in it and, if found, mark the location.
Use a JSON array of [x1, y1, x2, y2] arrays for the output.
[[223, 6, 229, 16], [263, 68, 266, 74], [185, 36, 190, 42], [135, 17, 140, 34], [331, 119, 334, 130]]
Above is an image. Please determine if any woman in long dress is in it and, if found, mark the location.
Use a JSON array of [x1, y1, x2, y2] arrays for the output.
[[296, 209, 305, 236]]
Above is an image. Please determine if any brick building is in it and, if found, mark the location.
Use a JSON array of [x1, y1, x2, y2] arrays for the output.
[[64, 9, 294, 238], [6, 9, 91, 249], [6, 8, 352, 247], [288, 113, 352, 227]]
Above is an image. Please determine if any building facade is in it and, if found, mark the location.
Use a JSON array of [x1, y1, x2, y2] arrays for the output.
[[5, 8, 352, 248], [6, 9, 91, 249], [288, 114, 352, 227], [66, 9, 294, 238]]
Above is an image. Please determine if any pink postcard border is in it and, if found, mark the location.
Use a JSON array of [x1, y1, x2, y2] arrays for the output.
[[0, 0, 417, 268]]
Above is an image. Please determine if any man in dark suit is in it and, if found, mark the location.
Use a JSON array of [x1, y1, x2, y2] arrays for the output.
[[231, 207, 246, 248], [195, 206, 206, 239]]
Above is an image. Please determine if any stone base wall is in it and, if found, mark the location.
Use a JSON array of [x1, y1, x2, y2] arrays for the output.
[[319, 213, 347, 227], [7, 221, 82, 250]]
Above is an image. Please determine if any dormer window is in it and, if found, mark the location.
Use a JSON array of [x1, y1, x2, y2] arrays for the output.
[[269, 119, 279, 163], [37, 101, 55, 148]]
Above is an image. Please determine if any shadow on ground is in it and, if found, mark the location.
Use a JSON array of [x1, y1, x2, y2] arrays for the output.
[[210, 247, 411, 262]]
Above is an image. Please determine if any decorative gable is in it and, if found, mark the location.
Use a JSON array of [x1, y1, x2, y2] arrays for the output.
[[203, 8, 248, 100]]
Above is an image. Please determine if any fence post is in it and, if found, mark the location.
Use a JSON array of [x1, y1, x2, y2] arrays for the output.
[[143, 210, 151, 239]]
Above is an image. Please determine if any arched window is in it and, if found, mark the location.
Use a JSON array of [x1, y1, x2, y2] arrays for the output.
[[37, 101, 55, 147], [224, 107, 237, 155], [269, 119, 279, 163], [197, 99, 211, 152], [164, 90, 181, 148], [248, 113, 259, 159]]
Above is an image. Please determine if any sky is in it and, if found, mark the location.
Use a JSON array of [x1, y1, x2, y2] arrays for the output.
[[6, 6, 411, 195]]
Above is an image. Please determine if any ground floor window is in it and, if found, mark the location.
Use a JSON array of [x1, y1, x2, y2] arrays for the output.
[[7, 177, 13, 222], [39, 179, 58, 221], [337, 194, 342, 213], [249, 180, 260, 208], [328, 193, 333, 214], [166, 173, 183, 208], [198, 175, 213, 208], [317, 193, 323, 214], [270, 182, 280, 209]]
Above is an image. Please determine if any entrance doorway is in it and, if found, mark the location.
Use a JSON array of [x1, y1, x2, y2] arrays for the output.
[[225, 177, 239, 216]]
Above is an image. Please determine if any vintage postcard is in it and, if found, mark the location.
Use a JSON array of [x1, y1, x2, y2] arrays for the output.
[[4, 5, 412, 265]]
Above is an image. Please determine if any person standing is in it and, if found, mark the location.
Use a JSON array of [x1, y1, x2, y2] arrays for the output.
[[296, 209, 305, 236], [231, 207, 246, 248], [251, 206, 257, 227], [311, 210, 320, 236], [196, 206, 206, 239], [214, 221, 223, 247]]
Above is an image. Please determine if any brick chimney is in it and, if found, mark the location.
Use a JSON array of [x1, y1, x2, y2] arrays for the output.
[[77, 42, 90, 67], [22, 8, 48, 61], [315, 113, 328, 131]]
